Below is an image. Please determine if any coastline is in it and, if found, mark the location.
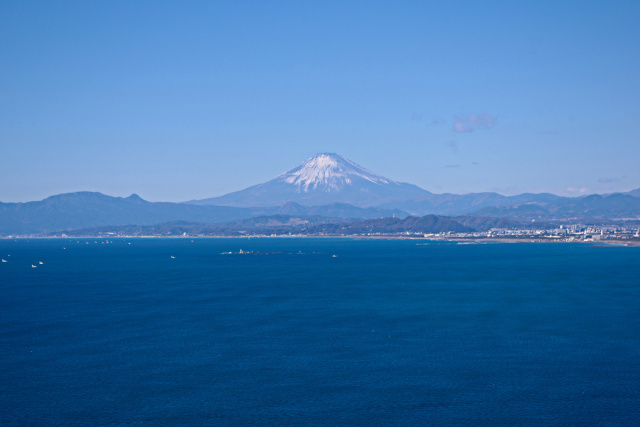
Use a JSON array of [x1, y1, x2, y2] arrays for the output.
[[3, 234, 639, 247]]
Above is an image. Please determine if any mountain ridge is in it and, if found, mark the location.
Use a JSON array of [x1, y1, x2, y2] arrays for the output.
[[2, 153, 639, 234], [186, 153, 640, 219]]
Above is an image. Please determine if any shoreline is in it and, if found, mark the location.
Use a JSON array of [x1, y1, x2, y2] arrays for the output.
[[2, 235, 639, 247]]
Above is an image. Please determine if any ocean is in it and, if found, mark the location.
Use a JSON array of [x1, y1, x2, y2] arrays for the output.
[[1, 238, 639, 425]]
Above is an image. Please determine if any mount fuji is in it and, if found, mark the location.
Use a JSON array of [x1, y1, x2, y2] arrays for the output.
[[2, 153, 639, 235], [190, 153, 431, 208]]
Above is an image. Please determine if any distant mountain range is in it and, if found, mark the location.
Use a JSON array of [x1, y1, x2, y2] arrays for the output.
[[1, 153, 639, 235], [0, 192, 404, 235], [474, 193, 640, 221], [188, 153, 640, 218]]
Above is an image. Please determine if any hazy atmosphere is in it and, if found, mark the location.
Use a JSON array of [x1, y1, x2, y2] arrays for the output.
[[2, 1, 639, 202]]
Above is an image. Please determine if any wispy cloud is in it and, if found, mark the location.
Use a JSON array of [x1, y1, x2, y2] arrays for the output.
[[598, 176, 627, 183], [453, 113, 496, 133], [566, 187, 589, 194], [445, 164, 461, 168]]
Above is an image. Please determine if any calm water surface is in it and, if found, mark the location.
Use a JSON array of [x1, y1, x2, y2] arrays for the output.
[[1, 238, 639, 425]]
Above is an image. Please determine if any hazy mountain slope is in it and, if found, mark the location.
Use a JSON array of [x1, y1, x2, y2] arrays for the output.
[[473, 194, 640, 221], [275, 201, 408, 219], [452, 215, 527, 230], [378, 192, 565, 216], [625, 188, 640, 198]]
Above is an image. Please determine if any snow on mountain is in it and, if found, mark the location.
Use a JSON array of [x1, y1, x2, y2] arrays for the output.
[[189, 153, 431, 207], [279, 153, 394, 192]]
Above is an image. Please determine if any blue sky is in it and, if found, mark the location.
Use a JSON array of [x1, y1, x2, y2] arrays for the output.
[[1, 1, 639, 202]]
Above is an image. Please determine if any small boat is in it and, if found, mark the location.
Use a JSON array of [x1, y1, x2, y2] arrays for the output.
[[31, 265, 37, 268], [332, 254, 338, 258], [1, 259, 6, 263], [170, 256, 175, 259], [39, 261, 43, 265]]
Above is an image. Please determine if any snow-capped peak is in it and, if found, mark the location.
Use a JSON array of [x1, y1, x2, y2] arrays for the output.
[[278, 153, 394, 192]]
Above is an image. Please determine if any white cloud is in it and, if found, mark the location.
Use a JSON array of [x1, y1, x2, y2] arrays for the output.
[[453, 113, 496, 133], [566, 187, 589, 194]]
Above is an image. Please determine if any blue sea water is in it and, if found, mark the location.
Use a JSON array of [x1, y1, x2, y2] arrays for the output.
[[1, 238, 639, 426]]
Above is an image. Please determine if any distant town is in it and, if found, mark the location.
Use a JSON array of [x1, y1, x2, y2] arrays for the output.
[[424, 224, 640, 244], [10, 220, 630, 247]]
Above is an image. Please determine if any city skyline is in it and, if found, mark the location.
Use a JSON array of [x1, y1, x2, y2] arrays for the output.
[[2, 1, 639, 203]]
